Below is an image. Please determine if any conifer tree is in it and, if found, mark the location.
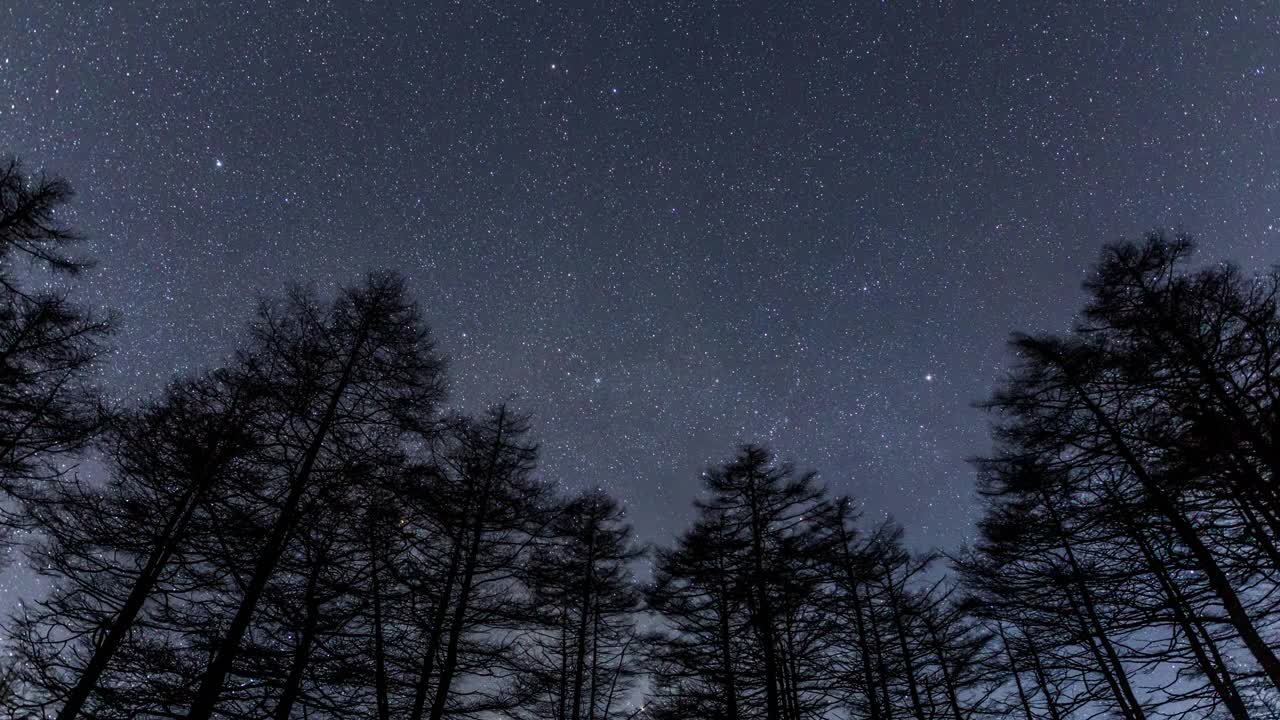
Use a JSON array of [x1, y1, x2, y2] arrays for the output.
[[0, 156, 112, 530], [181, 273, 446, 719], [519, 489, 643, 720]]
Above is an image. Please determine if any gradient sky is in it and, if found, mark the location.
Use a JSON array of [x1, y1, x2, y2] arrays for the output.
[[1, 1, 1277, 605]]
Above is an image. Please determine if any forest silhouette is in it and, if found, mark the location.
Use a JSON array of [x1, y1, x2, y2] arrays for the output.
[[2, 156, 1279, 720]]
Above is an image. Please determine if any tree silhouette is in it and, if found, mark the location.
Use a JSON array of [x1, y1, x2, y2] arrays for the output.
[[644, 511, 750, 720], [7, 222, 1280, 720], [963, 233, 1280, 718], [518, 489, 643, 720], [0, 156, 112, 533], [645, 444, 827, 720], [415, 405, 553, 720]]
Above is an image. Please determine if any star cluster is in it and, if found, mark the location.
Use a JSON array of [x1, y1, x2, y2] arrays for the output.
[[1, 1, 1278, 603]]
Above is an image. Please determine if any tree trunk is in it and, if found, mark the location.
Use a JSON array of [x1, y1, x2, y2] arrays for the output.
[[427, 489, 491, 717], [600, 631, 633, 720], [835, 525, 883, 720], [1061, 581, 1141, 720], [1048, 520, 1145, 720], [56, 389, 251, 720], [587, 600, 600, 720], [714, 562, 741, 720], [1071, 377, 1280, 691], [923, 617, 964, 720], [271, 557, 323, 720], [426, 512, 485, 720], [885, 575, 927, 720], [1118, 508, 1250, 720], [407, 532, 464, 720], [558, 611, 571, 720], [56, 475, 207, 720], [866, 586, 894, 720], [427, 408, 508, 720], [744, 473, 783, 720], [569, 519, 597, 720], [1022, 628, 1064, 720], [997, 624, 1036, 720], [187, 325, 367, 720], [370, 546, 390, 720]]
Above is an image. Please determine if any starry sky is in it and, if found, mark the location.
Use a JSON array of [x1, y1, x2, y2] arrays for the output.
[[1, 1, 1278, 605]]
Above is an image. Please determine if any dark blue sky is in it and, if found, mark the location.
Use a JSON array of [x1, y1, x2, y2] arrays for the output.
[[2, 1, 1277, 604]]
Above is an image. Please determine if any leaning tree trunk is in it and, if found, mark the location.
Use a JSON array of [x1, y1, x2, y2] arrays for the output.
[[408, 530, 464, 720], [57, 470, 210, 720], [1112, 495, 1250, 720], [427, 469, 498, 720], [885, 578, 927, 720], [997, 624, 1037, 720], [1063, 361, 1280, 691], [271, 556, 324, 720], [714, 561, 741, 720], [55, 396, 250, 720], [1022, 627, 1065, 720], [186, 323, 368, 720], [922, 616, 964, 720]]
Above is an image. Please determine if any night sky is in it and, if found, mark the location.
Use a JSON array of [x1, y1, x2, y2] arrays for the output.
[[1, 2, 1278, 606]]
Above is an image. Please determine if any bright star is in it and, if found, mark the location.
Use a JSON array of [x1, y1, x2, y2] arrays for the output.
[[214, 159, 223, 168]]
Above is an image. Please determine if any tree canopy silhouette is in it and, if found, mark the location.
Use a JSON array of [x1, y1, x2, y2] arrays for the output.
[[1, 158, 1276, 720]]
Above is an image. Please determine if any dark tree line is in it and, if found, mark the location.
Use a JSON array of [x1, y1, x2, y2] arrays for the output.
[[2, 156, 1278, 720]]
